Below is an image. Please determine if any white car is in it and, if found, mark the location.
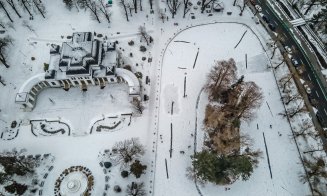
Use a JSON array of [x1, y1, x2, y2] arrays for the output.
[[304, 84, 311, 94], [285, 46, 292, 54]]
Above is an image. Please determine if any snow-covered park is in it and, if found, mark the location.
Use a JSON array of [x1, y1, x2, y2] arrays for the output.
[[0, 0, 324, 195]]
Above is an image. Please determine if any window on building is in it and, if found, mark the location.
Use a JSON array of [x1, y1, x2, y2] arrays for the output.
[[74, 81, 79, 85], [51, 82, 56, 85], [87, 80, 92, 84]]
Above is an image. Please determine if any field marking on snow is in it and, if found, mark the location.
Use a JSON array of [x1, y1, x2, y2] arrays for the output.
[[193, 48, 199, 69], [263, 132, 273, 179]]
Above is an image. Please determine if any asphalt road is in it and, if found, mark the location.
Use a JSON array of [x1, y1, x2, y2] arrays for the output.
[[256, 0, 327, 128]]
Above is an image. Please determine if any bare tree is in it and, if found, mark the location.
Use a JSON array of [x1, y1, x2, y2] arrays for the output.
[[126, 182, 146, 196], [97, 0, 111, 23], [236, 0, 248, 16], [20, 0, 33, 19], [0, 75, 6, 86], [139, 0, 142, 11], [183, 0, 190, 18], [132, 0, 138, 13], [133, 98, 145, 114], [5, 0, 21, 18], [77, 0, 101, 23], [300, 155, 327, 184], [0, 0, 13, 22], [119, 0, 129, 21], [32, 0, 46, 18], [0, 36, 12, 68], [200, 0, 213, 14], [234, 81, 264, 121], [283, 101, 305, 118], [110, 138, 145, 167], [282, 92, 301, 105], [0, 19, 5, 28], [205, 58, 237, 101], [158, 9, 166, 23], [278, 73, 293, 93], [138, 25, 150, 46], [294, 119, 316, 139], [149, 0, 153, 10], [166, 0, 181, 18]]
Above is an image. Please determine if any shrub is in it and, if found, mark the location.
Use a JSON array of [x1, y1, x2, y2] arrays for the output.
[[123, 65, 132, 71], [121, 170, 129, 178], [114, 185, 122, 192], [135, 72, 143, 79], [130, 160, 147, 178]]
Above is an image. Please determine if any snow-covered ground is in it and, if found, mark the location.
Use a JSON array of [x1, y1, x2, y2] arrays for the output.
[[153, 22, 310, 196], [0, 0, 318, 195]]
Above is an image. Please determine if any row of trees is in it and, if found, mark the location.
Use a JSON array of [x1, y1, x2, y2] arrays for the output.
[[189, 59, 263, 185], [0, 0, 46, 22], [63, 0, 111, 23]]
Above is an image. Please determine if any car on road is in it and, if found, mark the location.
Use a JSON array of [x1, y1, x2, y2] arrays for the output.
[[304, 84, 311, 94], [259, 13, 269, 23], [291, 58, 300, 67], [255, 5, 262, 12], [308, 94, 318, 107], [316, 112, 327, 128], [268, 23, 276, 31], [285, 46, 292, 54]]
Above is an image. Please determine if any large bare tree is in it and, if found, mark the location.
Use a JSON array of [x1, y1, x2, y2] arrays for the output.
[[110, 138, 145, 167], [32, 0, 46, 18], [183, 0, 190, 18], [97, 0, 111, 23], [0, 0, 13, 22], [126, 182, 146, 196], [166, 0, 181, 18], [20, 0, 33, 19], [119, 0, 129, 21], [233, 81, 264, 121], [77, 0, 101, 23], [200, 0, 213, 13], [205, 58, 237, 101], [5, 0, 21, 18], [0, 36, 12, 68], [138, 25, 150, 46]]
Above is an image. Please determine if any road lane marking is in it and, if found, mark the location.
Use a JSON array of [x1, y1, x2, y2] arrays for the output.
[[316, 91, 320, 98], [308, 75, 312, 81], [324, 109, 327, 116]]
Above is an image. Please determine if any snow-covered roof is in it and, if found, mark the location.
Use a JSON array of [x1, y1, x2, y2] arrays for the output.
[[116, 68, 140, 95]]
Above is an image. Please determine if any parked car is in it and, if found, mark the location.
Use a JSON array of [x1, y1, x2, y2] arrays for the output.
[[291, 58, 300, 67], [284, 46, 292, 54], [268, 23, 276, 31], [316, 112, 327, 128], [260, 14, 269, 23], [304, 84, 311, 94]]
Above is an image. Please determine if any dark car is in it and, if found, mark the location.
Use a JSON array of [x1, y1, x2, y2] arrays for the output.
[[268, 23, 276, 31], [291, 58, 300, 67], [316, 112, 327, 128], [262, 15, 269, 23]]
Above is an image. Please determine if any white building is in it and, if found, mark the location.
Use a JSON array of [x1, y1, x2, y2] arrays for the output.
[[16, 32, 140, 111]]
